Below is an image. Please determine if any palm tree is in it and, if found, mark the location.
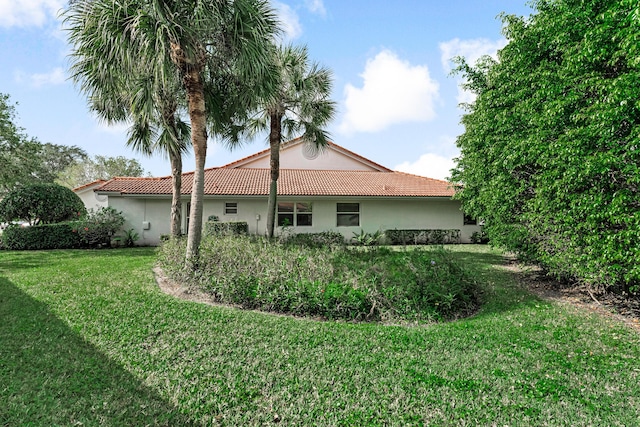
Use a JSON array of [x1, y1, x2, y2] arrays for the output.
[[245, 44, 336, 237], [64, 0, 279, 264], [126, 80, 191, 237]]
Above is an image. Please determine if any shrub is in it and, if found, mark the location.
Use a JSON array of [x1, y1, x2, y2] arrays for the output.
[[385, 229, 461, 245], [204, 220, 248, 236], [470, 230, 489, 244], [351, 229, 384, 246], [279, 231, 345, 248], [157, 235, 480, 323], [72, 207, 125, 248], [1, 223, 80, 250], [0, 183, 85, 225]]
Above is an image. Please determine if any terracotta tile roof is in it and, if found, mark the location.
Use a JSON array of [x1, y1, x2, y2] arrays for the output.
[[72, 179, 107, 192], [96, 168, 454, 197]]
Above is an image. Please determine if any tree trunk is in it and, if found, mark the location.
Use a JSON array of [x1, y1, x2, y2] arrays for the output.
[[183, 67, 207, 266], [266, 113, 282, 238], [169, 150, 182, 237]]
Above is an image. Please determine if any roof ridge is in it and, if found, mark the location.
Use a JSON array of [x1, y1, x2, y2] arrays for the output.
[[392, 170, 452, 184]]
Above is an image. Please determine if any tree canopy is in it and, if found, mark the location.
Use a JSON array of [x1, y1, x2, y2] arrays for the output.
[[452, 0, 639, 291], [64, 0, 280, 264], [0, 93, 87, 195], [57, 155, 147, 189], [0, 183, 86, 225]]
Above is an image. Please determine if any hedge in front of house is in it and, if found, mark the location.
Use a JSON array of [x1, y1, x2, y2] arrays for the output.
[[204, 220, 248, 236], [385, 229, 461, 245], [1, 223, 81, 250]]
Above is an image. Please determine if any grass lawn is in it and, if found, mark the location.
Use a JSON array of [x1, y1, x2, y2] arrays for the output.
[[1, 245, 639, 426]]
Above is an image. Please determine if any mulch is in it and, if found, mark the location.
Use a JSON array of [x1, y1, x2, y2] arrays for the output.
[[505, 258, 640, 333]]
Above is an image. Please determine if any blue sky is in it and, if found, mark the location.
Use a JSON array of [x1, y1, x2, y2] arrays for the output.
[[0, 0, 533, 180]]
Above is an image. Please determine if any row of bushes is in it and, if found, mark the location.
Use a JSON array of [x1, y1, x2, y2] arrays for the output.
[[158, 234, 481, 323], [0, 207, 130, 250]]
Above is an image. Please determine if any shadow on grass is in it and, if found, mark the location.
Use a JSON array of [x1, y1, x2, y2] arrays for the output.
[[0, 277, 194, 426], [0, 247, 157, 272], [448, 248, 544, 318]]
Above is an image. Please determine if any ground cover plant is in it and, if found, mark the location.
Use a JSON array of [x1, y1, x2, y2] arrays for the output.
[[2, 247, 640, 425], [157, 235, 480, 322]]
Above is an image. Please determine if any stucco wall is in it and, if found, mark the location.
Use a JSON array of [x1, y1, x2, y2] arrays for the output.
[[106, 195, 482, 246], [76, 187, 108, 211], [239, 146, 380, 171]]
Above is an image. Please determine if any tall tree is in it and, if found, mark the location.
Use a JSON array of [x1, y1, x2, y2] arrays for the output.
[[57, 155, 147, 189], [243, 45, 336, 237], [0, 93, 87, 195], [452, 0, 640, 290], [64, 0, 279, 264]]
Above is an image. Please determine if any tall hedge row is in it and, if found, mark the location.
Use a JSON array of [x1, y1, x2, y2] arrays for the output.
[[452, 0, 639, 291]]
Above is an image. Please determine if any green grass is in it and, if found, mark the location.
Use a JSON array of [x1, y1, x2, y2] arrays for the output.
[[1, 246, 639, 426]]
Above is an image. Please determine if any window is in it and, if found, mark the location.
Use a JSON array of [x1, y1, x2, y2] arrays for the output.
[[463, 213, 477, 225], [225, 202, 238, 215], [337, 202, 360, 226], [278, 202, 312, 226]]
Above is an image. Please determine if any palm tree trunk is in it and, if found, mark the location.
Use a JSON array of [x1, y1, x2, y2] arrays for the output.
[[184, 67, 207, 266], [266, 113, 282, 238], [169, 150, 182, 237]]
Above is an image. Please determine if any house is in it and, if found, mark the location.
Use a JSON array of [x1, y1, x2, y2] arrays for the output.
[[76, 139, 481, 245]]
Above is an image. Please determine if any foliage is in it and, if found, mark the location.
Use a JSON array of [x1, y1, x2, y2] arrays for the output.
[[204, 220, 248, 236], [57, 155, 148, 189], [122, 228, 139, 247], [239, 45, 337, 238], [157, 235, 480, 322], [452, 0, 640, 291], [0, 223, 80, 250], [3, 247, 640, 425], [385, 229, 461, 245], [0, 183, 86, 225], [279, 230, 345, 248], [64, 0, 280, 264], [72, 207, 125, 248], [352, 229, 384, 246], [0, 93, 87, 195], [470, 230, 490, 244]]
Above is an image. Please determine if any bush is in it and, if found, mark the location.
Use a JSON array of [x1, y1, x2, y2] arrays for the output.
[[204, 220, 248, 236], [158, 235, 480, 323], [385, 229, 461, 245], [0, 183, 86, 225], [1, 223, 80, 250], [72, 207, 125, 248], [279, 231, 345, 248], [470, 230, 489, 244]]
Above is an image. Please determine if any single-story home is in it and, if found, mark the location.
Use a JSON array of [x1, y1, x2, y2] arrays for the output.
[[75, 139, 481, 245]]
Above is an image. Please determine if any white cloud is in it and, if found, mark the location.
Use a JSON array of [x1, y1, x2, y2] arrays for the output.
[[339, 50, 439, 134], [29, 67, 66, 87], [273, 1, 303, 41], [394, 153, 456, 181], [439, 38, 507, 105], [0, 0, 64, 28], [305, 0, 326, 16]]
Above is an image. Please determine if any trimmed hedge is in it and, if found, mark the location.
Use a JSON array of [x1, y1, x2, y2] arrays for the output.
[[385, 229, 461, 245], [279, 231, 345, 248], [204, 221, 248, 236], [1, 223, 80, 250]]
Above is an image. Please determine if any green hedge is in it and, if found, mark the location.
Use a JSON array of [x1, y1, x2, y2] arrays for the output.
[[1, 223, 80, 250], [204, 221, 248, 236], [279, 231, 345, 248], [385, 229, 461, 245]]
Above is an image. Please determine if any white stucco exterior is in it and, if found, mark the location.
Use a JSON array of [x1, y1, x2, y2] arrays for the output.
[[104, 194, 481, 246], [78, 140, 482, 246]]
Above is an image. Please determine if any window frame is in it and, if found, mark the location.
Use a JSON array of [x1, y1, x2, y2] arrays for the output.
[[224, 202, 238, 215], [277, 201, 313, 227], [336, 202, 360, 227]]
